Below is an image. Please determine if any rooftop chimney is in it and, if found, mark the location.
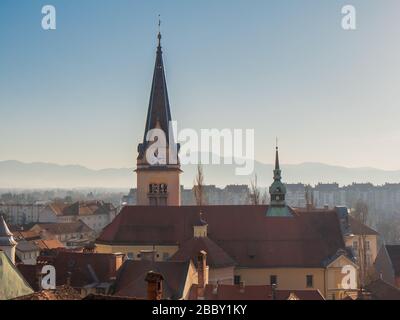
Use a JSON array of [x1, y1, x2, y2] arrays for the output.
[[212, 281, 219, 295], [108, 253, 125, 280], [239, 281, 245, 293], [271, 283, 277, 300], [66, 271, 72, 287], [197, 250, 207, 299], [145, 271, 164, 300]]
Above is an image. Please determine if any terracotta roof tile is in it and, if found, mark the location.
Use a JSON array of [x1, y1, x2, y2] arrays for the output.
[[386, 245, 400, 277], [170, 237, 236, 268], [189, 284, 324, 300], [13, 285, 81, 300], [48, 201, 115, 217], [34, 239, 65, 250], [365, 278, 400, 300], [114, 260, 191, 300], [347, 216, 378, 235], [39, 251, 123, 288], [83, 294, 143, 300], [17, 264, 41, 291], [97, 205, 345, 268], [32, 220, 93, 235]]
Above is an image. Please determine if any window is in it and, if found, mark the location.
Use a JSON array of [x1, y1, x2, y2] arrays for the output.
[[270, 275, 278, 286], [353, 241, 358, 250], [159, 183, 168, 194], [149, 183, 168, 194], [366, 241, 370, 250], [149, 183, 159, 194], [234, 275, 241, 285], [162, 252, 170, 261], [127, 253, 134, 260], [148, 183, 168, 206], [306, 275, 313, 288]]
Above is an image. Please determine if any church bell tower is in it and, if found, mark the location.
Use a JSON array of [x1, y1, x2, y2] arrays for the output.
[[266, 144, 291, 216], [136, 31, 181, 206]]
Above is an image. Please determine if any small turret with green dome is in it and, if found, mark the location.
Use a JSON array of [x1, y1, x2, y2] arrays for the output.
[[266, 143, 291, 217]]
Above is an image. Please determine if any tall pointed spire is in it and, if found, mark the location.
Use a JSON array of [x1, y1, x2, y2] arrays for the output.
[[267, 143, 291, 217], [138, 25, 173, 158], [273, 139, 281, 181], [0, 214, 17, 264], [0, 215, 16, 245], [135, 26, 182, 207]]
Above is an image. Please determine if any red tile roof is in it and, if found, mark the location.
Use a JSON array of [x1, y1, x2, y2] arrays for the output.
[[83, 294, 143, 300], [275, 289, 325, 300], [97, 205, 345, 268], [189, 284, 324, 300], [32, 220, 93, 235], [114, 260, 191, 300], [386, 245, 400, 277], [13, 230, 41, 241], [47, 203, 68, 216], [48, 201, 115, 217], [365, 278, 400, 300], [347, 216, 378, 235], [34, 239, 65, 250], [170, 237, 236, 268], [13, 285, 81, 300], [38, 251, 123, 288], [17, 264, 41, 291]]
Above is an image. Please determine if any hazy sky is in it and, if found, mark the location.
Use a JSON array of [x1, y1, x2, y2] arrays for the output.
[[1, 0, 400, 170]]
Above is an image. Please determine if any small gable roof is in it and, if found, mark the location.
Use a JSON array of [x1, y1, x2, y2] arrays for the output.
[[170, 237, 236, 268]]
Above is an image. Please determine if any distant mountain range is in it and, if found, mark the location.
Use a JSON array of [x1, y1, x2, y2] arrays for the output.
[[0, 159, 399, 189]]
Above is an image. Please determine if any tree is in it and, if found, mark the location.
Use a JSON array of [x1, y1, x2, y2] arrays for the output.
[[193, 164, 206, 206], [351, 200, 370, 287], [304, 184, 315, 209], [249, 174, 261, 205], [375, 213, 400, 245]]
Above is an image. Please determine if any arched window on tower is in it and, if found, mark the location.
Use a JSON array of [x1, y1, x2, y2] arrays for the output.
[[148, 183, 168, 206]]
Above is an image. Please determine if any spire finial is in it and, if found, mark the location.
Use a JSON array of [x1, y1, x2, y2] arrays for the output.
[[275, 138, 280, 171], [157, 15, 162, 48], [276, 137, 278, 150]]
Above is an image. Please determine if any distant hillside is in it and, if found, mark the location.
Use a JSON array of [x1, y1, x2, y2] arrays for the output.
[[0, 159, 399, 189]]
